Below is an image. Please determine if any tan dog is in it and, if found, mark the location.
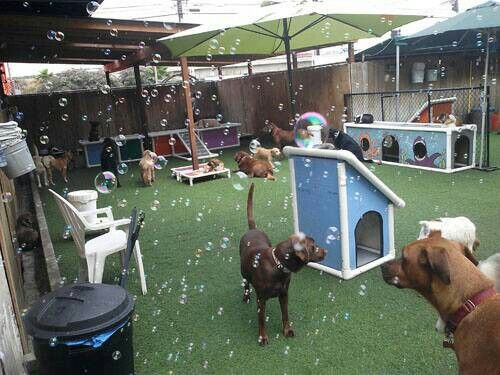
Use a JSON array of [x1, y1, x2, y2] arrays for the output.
[[436, 113, 463, 126], [42, 151, 73, 185], [381, 232, 500, 374], [139, 150, 157, 186], [254, 147, 280, 165], [234, 151, 275, 180], [203, 158, 225, 173], [267, 122, 294, 149]]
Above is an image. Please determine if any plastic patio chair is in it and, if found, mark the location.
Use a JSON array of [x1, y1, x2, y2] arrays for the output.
[[49, 189, 147, 295]]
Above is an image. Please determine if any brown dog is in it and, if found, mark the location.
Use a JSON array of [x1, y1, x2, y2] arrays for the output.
[[203, 158, 225, 173], [240, 183, 326, 345], [234, 151, 275, 180], [267, 122, 294, 149], [254, 147, 280, 165], [381, 231, 500, 374], [139, 150, 157, 186], [42, 151, 73, 185]]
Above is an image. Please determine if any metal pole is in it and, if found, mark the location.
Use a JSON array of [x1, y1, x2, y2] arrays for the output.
[[283, 18, 296, 118], [180, 56, 199, 170], [395, 44, 400, 122], [479, 32, 489, 169]]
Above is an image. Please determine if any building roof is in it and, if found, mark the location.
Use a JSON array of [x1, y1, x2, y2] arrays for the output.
[[283, 146, 406, 208], [0, 1, 261, 72]]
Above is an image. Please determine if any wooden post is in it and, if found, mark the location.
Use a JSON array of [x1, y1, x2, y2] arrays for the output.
[[133, 65, 151, 149], [247, 60, 253, 76], [347, 42, 355, 63], [105, 71, 111, 87], [180, 57, 199, 170]]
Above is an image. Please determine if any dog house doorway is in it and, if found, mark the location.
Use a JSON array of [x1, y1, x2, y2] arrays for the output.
[[382, 136, 399, 162], [454, 135, 470, 167], [355, 211, 383, 267]]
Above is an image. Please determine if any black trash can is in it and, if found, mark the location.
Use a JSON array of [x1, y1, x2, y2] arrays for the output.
[[24, 283, 135, 375]]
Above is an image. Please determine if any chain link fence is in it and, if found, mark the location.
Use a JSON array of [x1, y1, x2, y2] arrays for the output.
[[345, 87, 492, 167]]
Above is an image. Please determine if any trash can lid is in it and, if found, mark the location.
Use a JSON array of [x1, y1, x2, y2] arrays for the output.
[[24, 283, 134, 340], [67, 190, 98, 203]]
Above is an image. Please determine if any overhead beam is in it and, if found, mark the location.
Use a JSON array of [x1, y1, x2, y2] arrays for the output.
[[0, 14, 197, 34]]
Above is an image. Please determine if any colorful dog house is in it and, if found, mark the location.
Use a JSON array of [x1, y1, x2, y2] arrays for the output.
[[149, 122, 241, 160], [79, 134, 145, 168], [284, 146, 405, 280], [344, 121, 477, 173]]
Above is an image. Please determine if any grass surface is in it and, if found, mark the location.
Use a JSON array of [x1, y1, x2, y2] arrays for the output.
[[40, 136, 500, 375]]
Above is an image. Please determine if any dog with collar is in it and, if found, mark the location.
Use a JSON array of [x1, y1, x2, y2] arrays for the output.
[[239, 183, 327, 345], [381, 231, 500, 374]]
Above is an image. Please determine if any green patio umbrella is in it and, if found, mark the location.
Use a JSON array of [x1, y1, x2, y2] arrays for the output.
[[397, 1, 499, 169], [159, 1, 431, 116]]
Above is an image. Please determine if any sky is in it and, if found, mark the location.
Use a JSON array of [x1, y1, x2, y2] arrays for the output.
[[7, 0, 486, 78]]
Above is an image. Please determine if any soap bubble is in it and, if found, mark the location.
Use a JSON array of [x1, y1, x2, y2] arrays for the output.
[[152, 53, 161, 64], [154, 156, 167, 170], [46, 30, 56, 40], [216, 114, 223, 122], [100, 84, 111, 94], [55, 31, 64, 42], [294, 112, 327, 148], [58, 98, 68, 107], [382, 135, 393, 148], [195, 91, 202, 99], [168, 137, 176, 146], [232, 171, 249, 191], [40, 135, 49, 145], [141, 89, 148, 98], [62, 188, 69, 197], [61, 114, 69, 121], [150, 200, 160, 211], [110, 28, 118, 37], [151, 89, 159, 98], [49, 337, 58, 347], [179, 294, 188, 304], [86, 1, 99, 14], [160, 119, 168, 127], [112, 351, 122, 360], [115, 134, 126, 147], [14, 112, 24, 122], [117, 199, 127, 208], [164, 94, 172, 103], [94, 171, 117, 194], [117, 163, 129, 175], [209, 39, 219, 49], [249, 139, 261, 154], [1, 192, 13, 203]]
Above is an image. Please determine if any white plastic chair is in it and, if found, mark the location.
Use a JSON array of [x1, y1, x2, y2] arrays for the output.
[[49, 189, 147, 295]]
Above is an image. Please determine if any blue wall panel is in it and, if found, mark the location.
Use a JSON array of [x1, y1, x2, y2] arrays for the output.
[[292, 156, 342, 270]]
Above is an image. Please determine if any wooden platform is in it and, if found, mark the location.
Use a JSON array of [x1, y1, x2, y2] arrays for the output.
[[170, 163, 231, 186]]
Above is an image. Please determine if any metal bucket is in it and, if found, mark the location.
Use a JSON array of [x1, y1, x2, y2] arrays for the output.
[[1, 139, 35, 178]]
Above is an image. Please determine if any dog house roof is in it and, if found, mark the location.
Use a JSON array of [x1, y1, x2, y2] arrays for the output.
[[284, 146, 405, 208]]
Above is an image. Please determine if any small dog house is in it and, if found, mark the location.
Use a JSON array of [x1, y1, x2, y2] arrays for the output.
[[284, 146, 405, 280], [344, 121, 477, 173]]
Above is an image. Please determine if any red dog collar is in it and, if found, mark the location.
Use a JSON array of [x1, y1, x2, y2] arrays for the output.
[[447, 287, 497, 332]]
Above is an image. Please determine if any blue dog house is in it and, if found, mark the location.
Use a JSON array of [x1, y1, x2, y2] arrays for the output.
[[284, 146, 405, 280]]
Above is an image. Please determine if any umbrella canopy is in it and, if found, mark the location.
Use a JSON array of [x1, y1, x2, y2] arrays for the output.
[[408, 1, 499, 39], [159, 1, 429, 58]]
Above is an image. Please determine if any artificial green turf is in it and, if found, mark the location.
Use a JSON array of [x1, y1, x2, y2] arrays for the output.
[[39, 136, 500, 375]]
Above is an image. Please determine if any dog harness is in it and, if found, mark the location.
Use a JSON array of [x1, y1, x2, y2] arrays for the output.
[[271, 248, 290, 273], [444, 287, 497, 348]]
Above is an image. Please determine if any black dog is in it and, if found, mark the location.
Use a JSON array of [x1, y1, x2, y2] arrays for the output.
[[328, 129, 365, 162], [16, 212, 39, 252], [100, 137, 121, 187]]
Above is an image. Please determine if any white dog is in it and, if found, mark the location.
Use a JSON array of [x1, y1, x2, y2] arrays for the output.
[[479, 253, 500, 291], [418, 217, 478, 252]]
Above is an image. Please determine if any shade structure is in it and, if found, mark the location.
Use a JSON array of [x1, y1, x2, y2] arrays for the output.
[[398, 1, 499, 169], [159, 1, 431, 115]]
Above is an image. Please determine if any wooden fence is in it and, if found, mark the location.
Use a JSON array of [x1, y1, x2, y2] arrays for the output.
[[8, 62, 355, 151], [8, 81, 219, 151], [217, 62, 350, 136]]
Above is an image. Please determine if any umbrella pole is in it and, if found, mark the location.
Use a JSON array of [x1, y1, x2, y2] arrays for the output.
[[479, 33, 489, 169], [180, 57, 199, 170], [283, 18, 296, 118]]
